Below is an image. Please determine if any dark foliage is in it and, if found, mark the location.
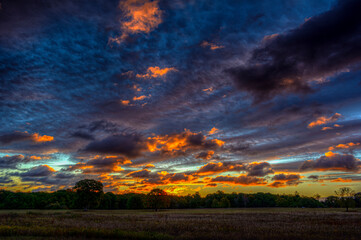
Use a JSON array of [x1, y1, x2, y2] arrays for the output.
[[1, 181, 358, 209]]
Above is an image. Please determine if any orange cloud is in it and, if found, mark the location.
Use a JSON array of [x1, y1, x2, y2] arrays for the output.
[[67, 155, 131, 174], [146, 129, 224, 155], [328, 142, 360, 151], [203, 87, 214, 93], [132, 84, 142, 92], [307, 113, 342, 128], [136, 66, 177, 79], [32, 133, 54, 143], [208, 127, 219, 135], [133, 95, 150, 101], [110, 0, 162, 43], [201, 41, 224, 50], [120, 100, 130, 106], [29, 155, 50, 160], [330, 178, 352, 183]]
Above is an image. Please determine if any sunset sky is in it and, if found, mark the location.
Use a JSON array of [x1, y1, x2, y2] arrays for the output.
[[1, 0, 361, 197]]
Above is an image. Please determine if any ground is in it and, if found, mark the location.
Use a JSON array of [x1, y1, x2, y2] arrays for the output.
[[0, 208, 360, 239]]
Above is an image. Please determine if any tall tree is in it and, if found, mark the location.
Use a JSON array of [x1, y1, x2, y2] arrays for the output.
[[74, 179, 103, 210], [146, 188, 169, 211], [335, 187, 355, 212]]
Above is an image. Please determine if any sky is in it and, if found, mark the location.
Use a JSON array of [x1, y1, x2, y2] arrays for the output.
[[1, 0, 361, 197]]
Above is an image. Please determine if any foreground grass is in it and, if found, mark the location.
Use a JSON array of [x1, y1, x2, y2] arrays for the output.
[[0, 208, 360, 239]]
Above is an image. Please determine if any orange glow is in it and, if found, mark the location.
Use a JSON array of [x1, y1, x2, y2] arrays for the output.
[[307, 113, 341, 128], [136, 66, 177, 79], [132, 84, 142, 92], [110, 0, 162, 43], [133, 95, 150, 101], [324, 151, 336, 157], [158, 171, 168, 176], [208, 127, 219, 135], [330, 178, 352, 182], [328, 142, 360, 150], [146, 129, 224, 154], [203, 87, 214, 92], [43, 165, 56, 172], [120, 100, 130, 106], [201, 41, 224, 50], [32, 133, 54, 142], [213, 139, 225, 146]]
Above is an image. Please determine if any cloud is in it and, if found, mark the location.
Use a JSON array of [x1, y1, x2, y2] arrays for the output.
[[300, 152, 361, 172], [32, 133, 54, 143], [147, 129, 224, 156], [210, 175, 267, 186], [329, 142, 360, 151], [133, 95, 150, 101], [268, 173, 302, 188], [127, 169, 151, 178], [330, 177, 352, 183], [110, 0, 162, 43], [136, 66, 177, 79], [0, 176, 13, 184], [196, 162, 244, 176], [201, 41, 224, 50], [308, 113, 341, 128], [195, 150, 214, 160], [139, 171, 197, 185], [0, 132, 33, 145], [196, 161, 273, 177], [0, 154, 43, 169], [227, 0, 361, 101], [84, 133, 147, 158], [245, 162, 274, 177], [120, 100, 130, 106], [68, 156, 131, 174], [308, 175, 319, 180], [20, 165, 55, 177], [208, 127, 219, 135], [0, 155, 25, 169], [0, 131, 53, 144], [70, 131, 95, 140]]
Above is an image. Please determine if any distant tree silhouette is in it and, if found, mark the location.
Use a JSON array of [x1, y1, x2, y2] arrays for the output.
[[335, 187, 355, 212], [127, 194, 144, 209], [74, 179, 103, 210], [146, 188, 169, 211], [354, 192, 361, 208]]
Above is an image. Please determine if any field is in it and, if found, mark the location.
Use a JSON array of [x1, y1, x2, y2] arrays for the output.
[[0, 208, 360, 240]]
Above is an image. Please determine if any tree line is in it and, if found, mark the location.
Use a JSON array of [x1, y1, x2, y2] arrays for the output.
[[0, 179, 360, 211]]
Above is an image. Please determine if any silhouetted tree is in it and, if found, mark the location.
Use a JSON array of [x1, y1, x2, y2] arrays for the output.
[[146, 188, 169, 211], [74, 179, 103, 210], [335, 187, 355, 212], [354, 192, 361, 208], [127, 194, 144, 209]]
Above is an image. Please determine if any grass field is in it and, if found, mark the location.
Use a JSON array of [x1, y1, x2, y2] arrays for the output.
[[0, 208, 360, 239]]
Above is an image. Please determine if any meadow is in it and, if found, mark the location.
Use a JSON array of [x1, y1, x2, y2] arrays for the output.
[[0, 208, 360, 240]]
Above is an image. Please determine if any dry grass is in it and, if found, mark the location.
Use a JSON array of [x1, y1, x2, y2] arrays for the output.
[[0, 208, 360, 239]]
